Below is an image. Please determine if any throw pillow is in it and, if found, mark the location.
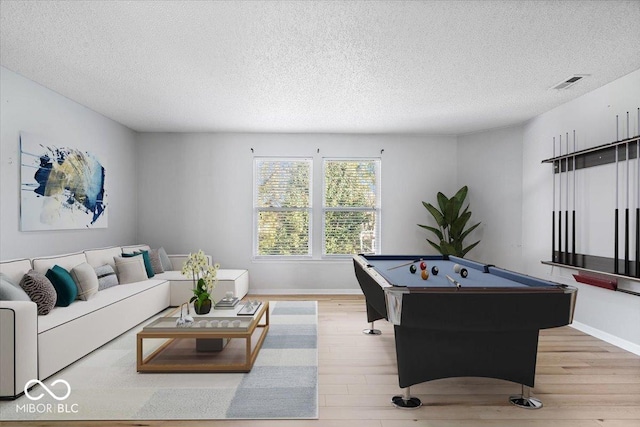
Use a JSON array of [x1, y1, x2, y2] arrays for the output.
[[94, 264, 119, 291], [122, 250, 155, 278], [148, 248, 165, 275], [45, 265, 78, 307], [157, 247, 173, 271], [70, 262, 99, 301], [0, 273, 31, 301], [113, 256, 148, 284], [19, 270, 57, 315]]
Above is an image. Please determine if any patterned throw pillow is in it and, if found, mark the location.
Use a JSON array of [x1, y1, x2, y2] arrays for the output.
[[19, 270, 57, 315], [94, 264, 119, 291], [0, 273, 31, 301], [70, 262, 99, 300], [148, 248, 165, 275]]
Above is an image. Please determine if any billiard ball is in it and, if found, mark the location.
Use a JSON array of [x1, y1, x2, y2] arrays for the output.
[[409, 264, 417, 274], [421, 269, 429, 280], [419, 261, 427, 270], [453, 263, 461, 273], [460, 268, 468, 278], [431, 266, 439, 275]]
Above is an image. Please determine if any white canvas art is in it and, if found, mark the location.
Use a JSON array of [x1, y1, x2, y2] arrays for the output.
[[20, 132, 108, 230]]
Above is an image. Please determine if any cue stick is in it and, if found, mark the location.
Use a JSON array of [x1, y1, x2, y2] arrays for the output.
[[445, 274, 461, 288], [565, 133, 569, 264], [636, 108, 640, 277], [558, 134, 563, 264], [552, 137, 556, 262], [572, 130, 577, 266], [615, 115, 619, 274], [387, 258, 423, 270], [625, 112, 630, 275]]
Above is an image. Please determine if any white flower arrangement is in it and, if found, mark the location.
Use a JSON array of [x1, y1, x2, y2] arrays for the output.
[[181, 250, 220, 309]]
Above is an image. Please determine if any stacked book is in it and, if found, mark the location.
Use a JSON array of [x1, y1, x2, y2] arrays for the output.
[[214, 297, 239, 310]]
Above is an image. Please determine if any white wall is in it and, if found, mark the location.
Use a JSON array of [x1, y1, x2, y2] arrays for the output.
[[457, 125, 524, 271], [136, 132, 457, 293], [522, 68, 640, 352], [0, 67, 139, 260]]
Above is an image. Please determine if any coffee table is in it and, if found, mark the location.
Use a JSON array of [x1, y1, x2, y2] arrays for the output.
[[136, 301, 269, 373]]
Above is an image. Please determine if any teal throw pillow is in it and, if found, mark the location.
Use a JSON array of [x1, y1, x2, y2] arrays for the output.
[[45, 265, 78, 307], [122, 251, 155, 278]]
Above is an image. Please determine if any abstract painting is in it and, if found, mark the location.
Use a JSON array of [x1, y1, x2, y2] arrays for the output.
[[20, 133, 107, 230]]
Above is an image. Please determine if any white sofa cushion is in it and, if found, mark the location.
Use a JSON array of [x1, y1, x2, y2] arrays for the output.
[[84, 246, 122, 269], [37, 279, 167, 333], [0, 258, 32, 284], [32, 252, 87, 274], [122, 244, 151, 254]]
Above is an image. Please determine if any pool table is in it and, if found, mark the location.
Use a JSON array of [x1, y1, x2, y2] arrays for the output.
[[353, 254, 578, 409]]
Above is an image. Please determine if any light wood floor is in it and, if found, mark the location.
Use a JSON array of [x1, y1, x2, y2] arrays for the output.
[[3, 295, 639, 427]]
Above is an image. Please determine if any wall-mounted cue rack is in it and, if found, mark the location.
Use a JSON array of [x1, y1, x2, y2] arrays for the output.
[[541, 109, 640, 297]]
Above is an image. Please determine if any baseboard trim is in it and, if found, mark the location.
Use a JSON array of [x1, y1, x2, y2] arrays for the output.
[[250, 289, 364, 295], [571, 321, 640, 356]]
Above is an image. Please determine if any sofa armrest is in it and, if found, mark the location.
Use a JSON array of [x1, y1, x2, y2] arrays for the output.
[[0, 301, 38, 399], [167, 254, 213, 270]]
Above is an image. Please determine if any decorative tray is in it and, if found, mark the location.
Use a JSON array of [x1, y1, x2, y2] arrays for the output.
[[143, 316, 251, 331], [237, 301, 262, 316]]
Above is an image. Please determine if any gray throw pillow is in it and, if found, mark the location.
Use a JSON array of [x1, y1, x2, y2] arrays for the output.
[[148, 248, 165, 274], [19, 270, 57, 315], [94, 264, 119, 291], [157, 247, 173, 271], [70, 262, 99, 300], [0, 273, 31, 301]]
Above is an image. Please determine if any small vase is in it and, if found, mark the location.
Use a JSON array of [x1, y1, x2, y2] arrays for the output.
[[194, 299, 212, 315]]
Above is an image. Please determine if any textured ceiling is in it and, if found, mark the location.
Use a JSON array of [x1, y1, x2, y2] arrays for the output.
[[1, 0, 639, 135]]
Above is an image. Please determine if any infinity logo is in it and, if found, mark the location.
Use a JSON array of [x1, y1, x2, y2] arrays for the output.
[[24, 379, 71, 401]]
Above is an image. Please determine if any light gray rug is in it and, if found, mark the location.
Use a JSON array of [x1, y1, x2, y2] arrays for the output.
[[0, 301, 318, 421]]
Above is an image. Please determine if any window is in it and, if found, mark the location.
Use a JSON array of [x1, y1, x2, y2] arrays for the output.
[[254, 158, 312, 257], [253, 156, 381, 259], [323, 159, 381, 256]]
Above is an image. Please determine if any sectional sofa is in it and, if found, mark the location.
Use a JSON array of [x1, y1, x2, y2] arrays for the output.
[[0, 244, 249, 399]]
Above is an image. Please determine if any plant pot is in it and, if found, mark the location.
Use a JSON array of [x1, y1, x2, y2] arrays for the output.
[[194, 299, 212, 315]]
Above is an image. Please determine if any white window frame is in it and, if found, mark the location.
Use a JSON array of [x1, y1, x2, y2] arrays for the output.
[[253, 157, 313, 259], [322, 158, 382, 258]]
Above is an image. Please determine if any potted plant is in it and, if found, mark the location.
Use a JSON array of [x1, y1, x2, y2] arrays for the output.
[[181, 250, 219, 314], [418, 186, 481, 257]]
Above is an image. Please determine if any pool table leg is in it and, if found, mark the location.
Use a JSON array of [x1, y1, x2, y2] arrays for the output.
[[391, 387, 421, 409], [509, 384, 543, 409], [362, 321, 381, 335]]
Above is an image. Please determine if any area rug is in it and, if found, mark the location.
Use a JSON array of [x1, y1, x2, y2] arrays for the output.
[[0, 300, 318, 421]]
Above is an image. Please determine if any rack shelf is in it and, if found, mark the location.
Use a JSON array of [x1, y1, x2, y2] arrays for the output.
[[541, 259, 640, 297], [541, 135, 639, 173]]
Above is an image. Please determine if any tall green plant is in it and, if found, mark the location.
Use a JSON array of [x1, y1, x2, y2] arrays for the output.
[[418, 186, 481, 257]]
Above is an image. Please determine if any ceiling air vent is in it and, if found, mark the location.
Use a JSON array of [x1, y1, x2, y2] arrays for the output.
[[551, 75, 589, 90]]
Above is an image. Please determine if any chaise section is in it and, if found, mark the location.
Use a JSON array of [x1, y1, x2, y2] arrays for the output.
[[156, 254, 248, 305]]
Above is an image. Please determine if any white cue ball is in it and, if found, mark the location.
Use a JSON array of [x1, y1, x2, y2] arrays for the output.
[[453, 263, 461, 273]]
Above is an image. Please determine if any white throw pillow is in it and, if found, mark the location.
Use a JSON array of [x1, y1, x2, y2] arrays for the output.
[[113, 256, 148, 284], [70, 262, 99, 300]]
